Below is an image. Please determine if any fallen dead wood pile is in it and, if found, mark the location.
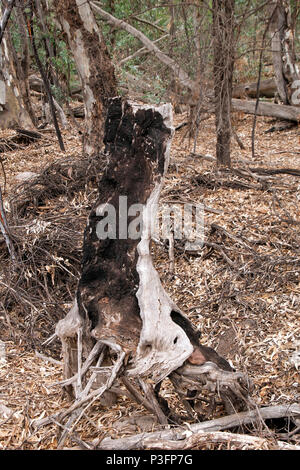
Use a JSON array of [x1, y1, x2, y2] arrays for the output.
[[0, 154, 107, 346], [0, 128, 42, 153], [37, 402, 299, 450], [171, 168, 300, 295], [95, 403, 300, 450]]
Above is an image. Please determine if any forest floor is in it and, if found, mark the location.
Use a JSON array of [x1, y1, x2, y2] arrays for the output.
[[0, 104, 299, 450]]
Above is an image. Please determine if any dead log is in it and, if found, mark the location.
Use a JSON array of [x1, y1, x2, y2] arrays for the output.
[[233, 78, 277, 99], [0, 127, 42, 154], [97, 403, 300, 450], [232, 98, 300, 122], [53, 98, 252, 428], [66, 105, 85, 119], [15, 127, 42, 140]]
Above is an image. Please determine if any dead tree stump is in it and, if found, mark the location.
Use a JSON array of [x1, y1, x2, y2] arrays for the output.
[[55, 98, 252, 424]]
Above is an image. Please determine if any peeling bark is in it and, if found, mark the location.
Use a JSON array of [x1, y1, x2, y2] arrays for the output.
[[269, 0, 300, 105], [52, 0, 117, 156], [0, 37, 32, 129]]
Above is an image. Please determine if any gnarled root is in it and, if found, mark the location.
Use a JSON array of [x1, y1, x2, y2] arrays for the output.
[[170, 361, 253, 417]]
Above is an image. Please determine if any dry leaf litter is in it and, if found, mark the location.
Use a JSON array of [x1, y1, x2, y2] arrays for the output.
[[0, 107, 299, 450]]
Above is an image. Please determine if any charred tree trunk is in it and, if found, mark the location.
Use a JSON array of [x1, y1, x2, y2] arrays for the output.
[[54, 99, 252, 425], [269, 0, 300, 105], [52, 0, 117, 156], [212, 0, 235, 167]]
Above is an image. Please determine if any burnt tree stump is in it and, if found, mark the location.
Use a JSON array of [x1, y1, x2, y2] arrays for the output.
[[55, 98, 252, 425]]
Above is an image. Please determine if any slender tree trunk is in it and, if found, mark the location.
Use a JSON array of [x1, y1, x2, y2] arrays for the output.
[[6, 0, 37, 127], [0, 0, 15, 45], [52, 0, 117, 156], [212, 0, 235, 167]]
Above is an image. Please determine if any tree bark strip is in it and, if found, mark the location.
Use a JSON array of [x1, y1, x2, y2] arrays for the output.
[[269, 0, 300, 105]]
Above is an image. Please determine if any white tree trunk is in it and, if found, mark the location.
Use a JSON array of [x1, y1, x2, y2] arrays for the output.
[[0, 38, 32, 129]]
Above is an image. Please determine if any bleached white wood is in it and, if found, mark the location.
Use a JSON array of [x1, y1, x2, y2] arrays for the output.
[[127, 103, 193, 383]]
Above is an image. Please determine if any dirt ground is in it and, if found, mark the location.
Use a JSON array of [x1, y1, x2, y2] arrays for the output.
[[0, 107, 299, 449]]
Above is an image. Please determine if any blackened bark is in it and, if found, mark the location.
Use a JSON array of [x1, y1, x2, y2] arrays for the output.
[[54, 99, 251, 419], [76, 98, 232, 372], [77, 98, 171, 351]]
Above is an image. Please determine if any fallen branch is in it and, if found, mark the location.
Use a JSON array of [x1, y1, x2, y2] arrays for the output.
[[33, 339, 125, 432], [249, 167, 300, 177], [265, 120, 296, 133], [119, 34, 168, 65], [35, 351, 62, 366], [233, 78, 277, 99], [90, 2, 196, 91], [97, 403, 300, 450], [144, 430, 300, 450]]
